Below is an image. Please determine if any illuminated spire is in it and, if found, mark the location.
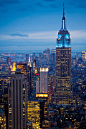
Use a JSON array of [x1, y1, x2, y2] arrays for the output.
[[28, 57, 31, 67], [62, 2, 66, 30], [11, 62, 16, 71]]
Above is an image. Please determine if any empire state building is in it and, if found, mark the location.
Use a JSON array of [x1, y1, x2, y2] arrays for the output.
[[55, 3, 72, 104]]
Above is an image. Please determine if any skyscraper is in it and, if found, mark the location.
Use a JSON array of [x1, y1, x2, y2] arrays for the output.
[[40, 68, 48, 94], [31, 60, 38, 98], [26, 54, 29, 64], [27, 57, 32, 98], [7, 57, 11, 65], [27, 100, 42, 129], [8, 71, 27, 129], [55, 3, 72, 104]]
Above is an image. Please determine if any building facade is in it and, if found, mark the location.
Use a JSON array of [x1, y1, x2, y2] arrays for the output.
[[27, 100, 42, 129], [55, 3, 72, 104], [17, 63, 27, 80], [8, 71, 27, 129], [40, 68, 48, 94]]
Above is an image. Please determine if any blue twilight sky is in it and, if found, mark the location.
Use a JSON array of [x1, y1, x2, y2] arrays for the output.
[[0, 0, 86, 53]]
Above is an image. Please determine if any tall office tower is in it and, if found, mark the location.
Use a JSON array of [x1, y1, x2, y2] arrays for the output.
[[8, 71, 27, 129], [40, 68, 48, 93], [36, 78, 40, 93], [33, 60, 37, 74], [27, 57, 32, 98], [46, 48, 50, 61], [31, 60, 38, 98], [33, 60, 36, 68], [55, 3, 72, 104], [32, 53, 36, 60], [36, 94, 49, 128], [51, 49, 56, 68], [27, 100, 42, 129], [32, 73, 39, 98], [26, 54, 29, 64], [27, 99, 50, 129], [81, 51, 86, 61], [75, 53, 78, 64], [36, 68, 49, 125], [7, 57, 11, 65]]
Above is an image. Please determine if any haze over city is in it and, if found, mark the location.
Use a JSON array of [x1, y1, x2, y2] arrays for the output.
[[0, 0, 86, 53]]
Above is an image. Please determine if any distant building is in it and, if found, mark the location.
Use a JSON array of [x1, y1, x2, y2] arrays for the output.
[[51, 49, 56, 54], [33, 53, 36, 60], [40, 68, 48, 93], [36, 79, 40, 93], [33, 60, 36, 68], [31, 60, 38, 98], [26, 54, 29, 64], [55, 3, 72, 104], [7, 57, 11, 65], [81, 51, 86, 61], [27, 58, 32, 98], [46, 48, 50, 61], [27, 58, 39, 99], [8, 71, 27, 129]]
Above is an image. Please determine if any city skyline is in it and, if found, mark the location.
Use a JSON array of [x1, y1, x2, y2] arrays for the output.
[[0, 0, 86, 53], [0, 1, 86, 126]]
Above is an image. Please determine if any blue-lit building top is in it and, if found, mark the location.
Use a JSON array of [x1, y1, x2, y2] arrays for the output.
[[56, 3, 71, 48]]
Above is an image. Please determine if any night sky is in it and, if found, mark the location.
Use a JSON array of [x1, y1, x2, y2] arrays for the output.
[[0, 0, 86, 53]]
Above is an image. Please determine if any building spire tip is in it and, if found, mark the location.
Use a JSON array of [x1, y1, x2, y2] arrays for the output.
[[63, 2, 64, 17], [62, 2, 66, 30]]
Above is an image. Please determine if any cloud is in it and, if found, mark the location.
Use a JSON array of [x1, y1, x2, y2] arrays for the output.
[[0, 30, 86, 43], [9, 32, 29, 37], [28, 31, 57, 39], [0, 31, 57, 41], [0, 30, 86, 53], [70, 30, 86, 39], [70, 30, 86, 45]]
